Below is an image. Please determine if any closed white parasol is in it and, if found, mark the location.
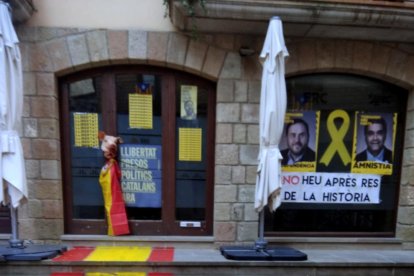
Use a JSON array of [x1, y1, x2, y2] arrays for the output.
[[254, 16, 288, 250], [0, 2, 66, 260], [0, 1, 27, 209], [255, 16, 288, 213], [0, 0, 27, 248], [222, 17, 307, 261]]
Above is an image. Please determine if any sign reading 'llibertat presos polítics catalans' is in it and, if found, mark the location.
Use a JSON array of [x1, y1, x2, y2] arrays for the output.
[[119, 144, 162, 207]]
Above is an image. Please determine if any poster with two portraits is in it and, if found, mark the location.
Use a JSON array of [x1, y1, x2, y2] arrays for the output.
[[280, 110, 397, 205]]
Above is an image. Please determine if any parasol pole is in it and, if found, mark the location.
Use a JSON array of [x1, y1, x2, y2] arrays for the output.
[[255, 209, 268, 250], [9, 205, 24, 248]]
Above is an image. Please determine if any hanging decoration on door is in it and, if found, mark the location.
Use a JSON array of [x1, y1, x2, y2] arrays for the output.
[[129, 83, 153, 129], [98, 131, 130, 236]]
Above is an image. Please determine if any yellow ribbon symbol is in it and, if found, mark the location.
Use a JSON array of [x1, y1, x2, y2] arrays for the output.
[[320, 110, 351, 166]]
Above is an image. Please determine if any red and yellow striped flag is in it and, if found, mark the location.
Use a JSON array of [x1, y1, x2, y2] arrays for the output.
[[99, 159, 130, 236]]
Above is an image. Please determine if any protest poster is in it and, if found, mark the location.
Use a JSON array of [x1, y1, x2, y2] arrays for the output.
[[180, 85, 197, 120], [351, 112, 397, 175], [280, 111, 319, 172], [279, 109, 396, 205], [119, 144, 162, 207], [129, 83, 153, 129], [282, 172, 381, 204]]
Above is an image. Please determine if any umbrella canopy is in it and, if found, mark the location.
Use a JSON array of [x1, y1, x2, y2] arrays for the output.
[[0, 1, 28, 208], [255, 17, 288, 213]]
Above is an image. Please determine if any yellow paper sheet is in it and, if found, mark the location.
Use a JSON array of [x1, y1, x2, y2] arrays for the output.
[[73, 113, 99, 148], [179, 128, 202, 161], [129, 94, 153, 129]]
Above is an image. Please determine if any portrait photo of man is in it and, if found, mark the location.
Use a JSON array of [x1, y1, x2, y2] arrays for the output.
[[355, 117, 393, 163], [180, 85, 197, 121], [182, 99, 196, 120], [281, 118, 316, 165]]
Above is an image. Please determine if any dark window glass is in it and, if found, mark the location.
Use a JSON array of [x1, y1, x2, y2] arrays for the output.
[[0, 206, 11, 233], [265, 74, 407, 236], [175, 80, 209, 221], [116, 74, 162, 220], [69, 77, 105, 220]]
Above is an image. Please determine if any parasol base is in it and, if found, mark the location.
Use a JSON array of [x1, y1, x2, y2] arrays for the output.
[[0, 244, 67, 261], [220, 245, 307, 261]]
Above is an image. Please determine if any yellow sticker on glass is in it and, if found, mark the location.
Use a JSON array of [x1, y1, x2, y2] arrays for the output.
[[179, 128, 202, 162], [73, 113, 99, 148], [129, 94, 153, 129]]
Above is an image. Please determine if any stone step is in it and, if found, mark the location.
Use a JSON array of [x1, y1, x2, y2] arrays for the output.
[[59, 235, 405, 251]]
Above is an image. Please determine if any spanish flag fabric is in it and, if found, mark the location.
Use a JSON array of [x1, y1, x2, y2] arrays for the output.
[[99, 159, 130, 236]]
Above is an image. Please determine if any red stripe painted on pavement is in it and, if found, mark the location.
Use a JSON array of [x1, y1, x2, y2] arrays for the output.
[[52, 247, 94, 262], [52, 273, 174, 276], [147, 247, 174, 262]]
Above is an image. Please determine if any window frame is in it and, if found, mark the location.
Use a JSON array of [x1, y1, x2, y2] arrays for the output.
[[59, 65, 215, 236]]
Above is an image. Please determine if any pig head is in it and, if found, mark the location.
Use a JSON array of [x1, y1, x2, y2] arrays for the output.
[[98, 131, 123, 160]]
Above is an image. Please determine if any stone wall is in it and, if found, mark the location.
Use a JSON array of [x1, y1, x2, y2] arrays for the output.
[[14, 26, 414, 248], [400, 89, 414, 250]]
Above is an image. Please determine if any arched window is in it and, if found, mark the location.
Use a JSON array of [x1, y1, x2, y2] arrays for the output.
[[265, 74, 407, 236], [59, 66, 215, 235]]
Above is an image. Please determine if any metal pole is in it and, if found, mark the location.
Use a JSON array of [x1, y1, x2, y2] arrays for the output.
[[9, 205, 24, 248], [254, 209, 268, 250]]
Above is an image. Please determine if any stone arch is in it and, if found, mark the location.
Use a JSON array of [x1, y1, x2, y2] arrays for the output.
[[36, 29, 227, 82], [285, 39, 414, 90]]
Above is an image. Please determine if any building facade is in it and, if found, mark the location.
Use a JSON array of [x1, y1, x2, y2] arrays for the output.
[[2, 0, 414, 250]]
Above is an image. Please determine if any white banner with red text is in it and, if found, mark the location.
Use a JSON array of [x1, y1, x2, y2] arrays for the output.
[[281, 172, 381, 204]]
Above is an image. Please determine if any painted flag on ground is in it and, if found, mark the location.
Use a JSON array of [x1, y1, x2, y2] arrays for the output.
[[51, 246, 175, 276], [52, 246, 175, 262], [99, 159, 130, 236], [51, 273, 174, 276]]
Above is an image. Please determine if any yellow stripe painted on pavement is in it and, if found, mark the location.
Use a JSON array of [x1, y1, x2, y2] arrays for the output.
[[84, 246, 152, 262], [86, 273, 146, 276]]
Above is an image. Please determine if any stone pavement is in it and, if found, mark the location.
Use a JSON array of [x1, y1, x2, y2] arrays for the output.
[[0, 246, 413, 275]]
